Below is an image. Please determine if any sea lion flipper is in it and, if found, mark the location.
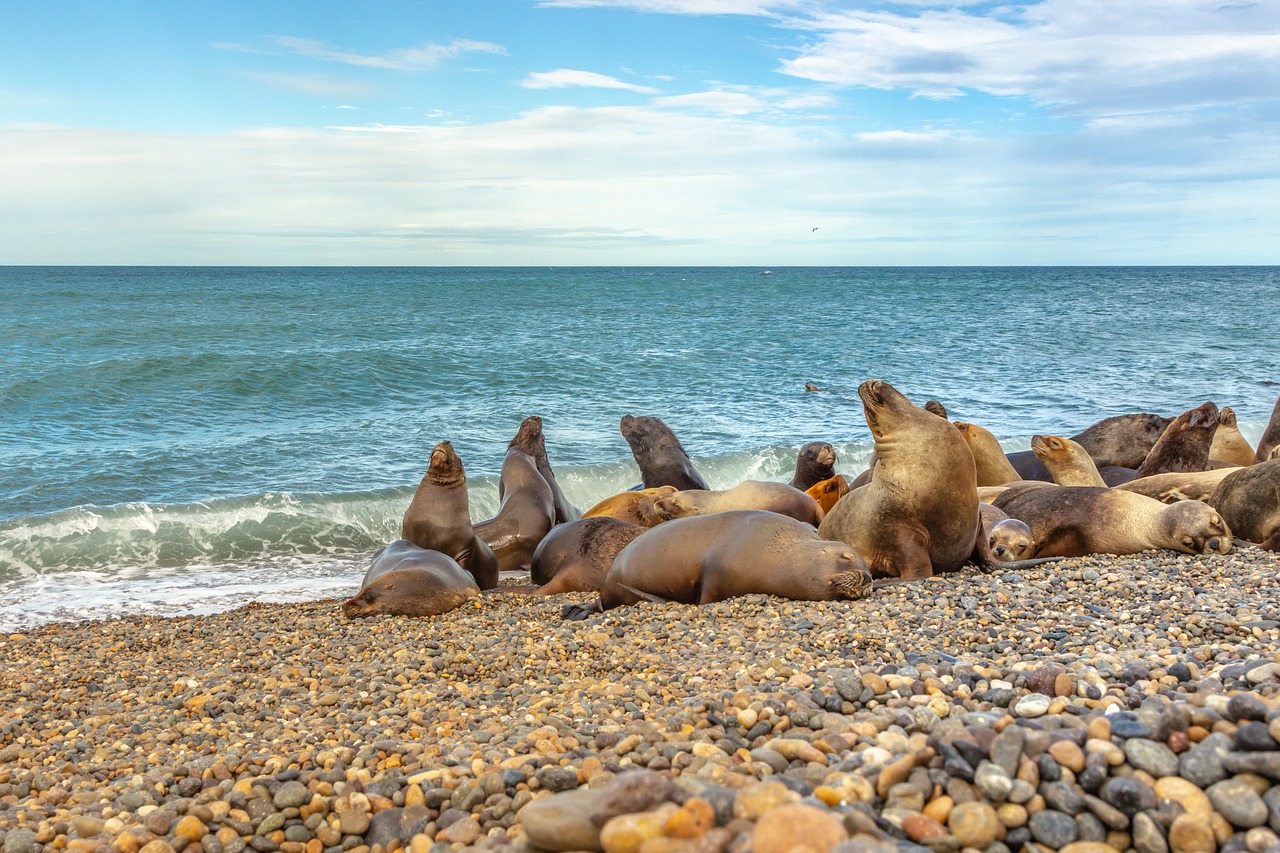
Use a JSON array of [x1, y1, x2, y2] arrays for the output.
[[560, 601, 602, 621], [616, 583, 673, 604], [982, 556, 1064, 572]]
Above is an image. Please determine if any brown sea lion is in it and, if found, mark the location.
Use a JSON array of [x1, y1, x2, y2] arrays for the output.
[[924, 400, 948, 419], [1206, 459, 1280, 545], [1135, 402, 1219, 477], [992, 484, 1232, 558], [513, 415, 580, 525], [1116, 467, 1241, 504], [955, 422, 1022, 486], [474, 420, 557, 574], [582, 485, 676, 527], [1031, 435, 1107, 487], [598, 510, 872, 610], [523, 517, 646, 595], [818, 380, 979, 579], [654, 481, 824, 527], [979, 504, 1035, 562], [1256, 396, 1280, 464], [806, 475, 851, 515], [402, 441, 500, 590], [804, 382, 822, 392], [343, 540, 480, 618], [620, 414, 709, 491], [790, 441, 837, 491], [1007, 413, 1172, 481], [1208, 407, 1255, 468]]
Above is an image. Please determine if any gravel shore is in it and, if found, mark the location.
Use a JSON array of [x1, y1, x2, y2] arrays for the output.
[[4, 547, 1280, 853]]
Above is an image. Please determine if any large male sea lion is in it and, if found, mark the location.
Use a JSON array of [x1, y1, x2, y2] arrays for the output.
[[1031, 435, 1106, 487], [1209, 407, 1255, 468], [474, 419, 557, 574], [654, 481, 824, 527], [620, 414, 709, 491], [955, 422, 1022, 486], [1007, 413, 1172, 481], [525, 517, 646, 596], [818, 380, 979, 579], [790, 442, 837, 491], [582, 485, 676, 527], [343, 540, 480, 618], [1135, 402, 1219, 477], [992, 484, 1232, 558], [598, 510, 872, 610], [402, 441, 500, 589], [1116, 468, 1241, 504], [806, 475, 851, 514], [1256, 396, 1280, 464], [1206, 459, 1280, 545]]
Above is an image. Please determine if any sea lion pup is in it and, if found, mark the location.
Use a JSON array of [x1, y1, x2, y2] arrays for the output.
[[619, 414, 709, 491], [402, 441, 500, 590], [806, 475, 851, 514], [1116, 467, 1241, 504], [1206, 459, 1280, 545], [1031, 435, 1107, 487], [512, 517, 648, 596], [955, 422, 1022, 486], [582, 485, 676, 527], [979, 504, 1035, 562], [790, 441, 837, 491], [1208, 407, 1255, 468], [653, 481, 824, 527], [992, 484, 1232, 558], [1007, 413, 1173, 481], [1256, 395, 1280, 464], [343, 540, 480, 618], [1135, 401, 1219, 477], [598, 510, 873, 610], [514, 415, 580, 525], [818, 379, 979, 579], [474, 419, 557, 574]]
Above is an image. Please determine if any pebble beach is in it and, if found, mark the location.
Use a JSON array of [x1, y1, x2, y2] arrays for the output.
[[5, 548, 1280, 853]]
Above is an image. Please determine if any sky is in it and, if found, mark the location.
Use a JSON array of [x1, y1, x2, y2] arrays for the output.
[[1, 0, 1278, 265]]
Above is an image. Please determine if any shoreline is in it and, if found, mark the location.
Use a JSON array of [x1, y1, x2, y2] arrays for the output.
[[3, 548, 1280, 852]]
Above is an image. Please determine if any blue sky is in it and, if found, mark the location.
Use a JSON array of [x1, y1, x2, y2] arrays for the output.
[[2, 0, 1277, 264]]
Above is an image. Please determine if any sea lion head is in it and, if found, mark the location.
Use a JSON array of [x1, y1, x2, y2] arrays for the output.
[[826, 548, 873, 600], [806, 475, 850, 513], [1160, 500, 1232, 555], [1219, 407, 1237, 429], [1031, 434, 1068, 462], [427, 441, 465, 486], [510, 415, 547, 455], [858, 379, 911, 439], [652, 494, 691, 521], [924, 400, 948, 419], [799, 441, 837, 470], [343, 568, 478, 619], [1185, 401, 1220, 430], [987, 518, 1035, 561]]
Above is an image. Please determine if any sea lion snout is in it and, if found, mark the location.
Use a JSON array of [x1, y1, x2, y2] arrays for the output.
[[816, 444, 836, 467]]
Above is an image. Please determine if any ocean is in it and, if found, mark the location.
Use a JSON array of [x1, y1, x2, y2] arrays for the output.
[[2, 266, 1276, 630]]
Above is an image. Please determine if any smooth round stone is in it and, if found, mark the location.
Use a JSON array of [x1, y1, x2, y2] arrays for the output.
[[1059, 845, 1121, 853], [904, 813, 950, 842], [997, 804, 1028, 829], [273, 782, 310, 810], [1179, 735, 1231, 788], [1027, 667, 1065, 696], [734, 781, 801, 820], [1015, 694, 1052, 719], [1168, 813, 1217, 853], [975, 762, 1014, 801], [1099, 776, 1157, 815], [3, 831, 37, 853], [520, 789, 605, 852], [589, 770, 673, 826], [1155, 777, 1214, 822], [536, 765, 581, 793], [600, 804, 679, 853], [1227, 694, 1270, 722], [1132, 812, 1169, 853], [1207, 777, 1269, 828], [73, 819, 105, 839], [1042, 781, 1086, 816], [1050, 741, 1087, 773], [1124, 739, 1180, 778], [753, 805, 848, 853], [1235, 722, 1279, 752], [437, 817, 480, 846], [948, 802, 1001, 849], [1030, 809, 1080, 849], [1110, 718, 1153, 740]]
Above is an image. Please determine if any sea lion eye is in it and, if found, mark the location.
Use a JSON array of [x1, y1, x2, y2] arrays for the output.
[[1182, 537, 1194, 548]]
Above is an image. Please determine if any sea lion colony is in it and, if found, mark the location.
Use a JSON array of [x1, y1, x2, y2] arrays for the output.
[[348, 382, 1280, 618]]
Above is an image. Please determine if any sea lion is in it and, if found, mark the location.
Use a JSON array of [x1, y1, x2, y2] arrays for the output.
[[620, 414, 709, 491], [524, 517, 646, 595], [924, 400, 948, 419], [1208, 407, 1255, 468], [401, 441, 500, 589], [513, 415, 580, 525], [804, 382, 822, 392], [1007, 413, 1172, 481], [598, 510, 872, 610], [1031, 435, 1107, 487], [806, 475, 851, 514], [992, 484, 1232, 558], [1135, 402, 1219, 477], [1206, 459, 1280, 545], [791, 441, 837, 491], [474, 420, 557, 574], [979, 504, 1035, 562], [653, 481, 824, 527], [818, 379, 979, 579], [343, 540, 480, 618], [1256, 395, 1280, 464], [582, 485, 676, 527], [955, 422, 1022, 486], [1116, 467, 1241, 504]]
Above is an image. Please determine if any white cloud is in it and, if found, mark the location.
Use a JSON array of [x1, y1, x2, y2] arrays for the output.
[[521, 69, 661, 93], [536, 0, 800, 14], [239, 72, 373, 97], [653, 91, 766, 114], [227, 36, 506, 71]]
